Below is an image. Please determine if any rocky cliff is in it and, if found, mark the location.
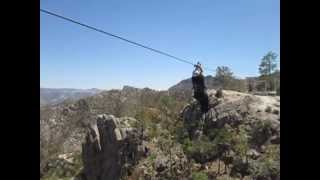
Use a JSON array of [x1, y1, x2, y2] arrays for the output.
[[41, 88, 280, 180], [77, 114, 147, 180], [181, 89, 280, 141], [179, 89, 280, 179]]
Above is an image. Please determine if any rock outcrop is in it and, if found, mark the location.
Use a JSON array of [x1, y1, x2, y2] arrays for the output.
[[180, 89, 280, 179], [41, 87, 280, 180], [40, 86, 188, 178], [80, 114, 146, 180], [181, 89, 280, 143]]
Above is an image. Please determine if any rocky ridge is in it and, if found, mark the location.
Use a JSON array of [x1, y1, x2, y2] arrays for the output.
[[41, 88, 280, 180]]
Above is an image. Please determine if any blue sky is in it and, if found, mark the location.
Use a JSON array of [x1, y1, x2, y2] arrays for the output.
[[40, 0, 279, 90]]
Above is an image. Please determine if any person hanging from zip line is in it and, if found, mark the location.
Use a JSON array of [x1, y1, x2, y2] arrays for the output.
[[192, 62, 205, 96], [192, 62, 209, 113], [193, 62, 203, 77]]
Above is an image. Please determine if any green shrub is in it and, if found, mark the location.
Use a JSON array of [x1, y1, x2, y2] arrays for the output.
[[147, 153, 157, 162], [249, 120, 274, 147], [182, 136, 219, 163], [232, 126, 249, 158], [41, 153, 83, 180], [149, 123, 160, 139], [191, 171, 208, 180], [174, 120, 189, 144], [252, 145, 280, 179], [208, 127, 233, 144]]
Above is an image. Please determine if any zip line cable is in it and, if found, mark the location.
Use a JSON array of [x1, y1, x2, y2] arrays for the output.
[[40, 8, 215, 72]]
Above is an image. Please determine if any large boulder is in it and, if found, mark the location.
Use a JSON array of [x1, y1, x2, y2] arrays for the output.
[[80, 114, 146, 180], [181, 89, 280, 145]]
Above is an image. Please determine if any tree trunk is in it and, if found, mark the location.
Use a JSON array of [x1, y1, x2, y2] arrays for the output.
[[225, 163, 227, 174], [218, 159, 220, 175], [170, 147, 173, 177], [245, 155, 248, 164]]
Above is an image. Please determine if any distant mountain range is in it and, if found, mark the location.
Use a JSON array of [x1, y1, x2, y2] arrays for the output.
[[40, 73, 266, 107], [39, 76, 216, 107], [40, 76, 229, 106], [40, 88, 103, 106], [168, 75, 221, 92]]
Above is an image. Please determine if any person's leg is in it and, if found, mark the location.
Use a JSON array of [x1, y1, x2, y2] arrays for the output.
[[198, 94, 204, 112], [198, 75, 205, 88], [203, 92, 209, 112], [198, 89, 209, 113], [192, 76, 196, 89], [193, 76, 201, 99]]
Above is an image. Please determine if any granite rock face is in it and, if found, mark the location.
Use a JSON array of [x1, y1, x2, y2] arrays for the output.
[[181, 89, 280, 143], [81, 114, 146, 180]]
